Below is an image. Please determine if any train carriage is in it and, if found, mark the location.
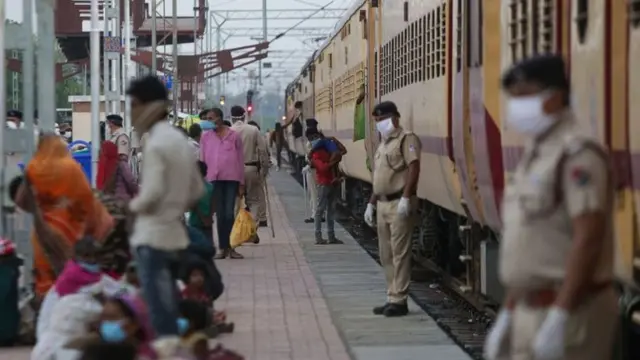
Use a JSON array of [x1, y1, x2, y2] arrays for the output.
[[285, 0, 640, 328]]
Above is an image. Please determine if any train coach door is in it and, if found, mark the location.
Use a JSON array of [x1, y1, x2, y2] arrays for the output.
[[450, 0, 486, 226], [626, 0, 640, 285]]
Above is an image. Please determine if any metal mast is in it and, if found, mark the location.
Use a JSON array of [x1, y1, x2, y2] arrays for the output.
[[172, 0, 178, 118], [91, 0, 101, 185], [37, 0, 57, 132], [260, 0, 267, 85]]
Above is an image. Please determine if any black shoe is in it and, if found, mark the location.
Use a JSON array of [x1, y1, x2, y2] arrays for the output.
[[383, 303, 409, 317], [373, 303, 390, 315], [258, 220, 268, 227], [327, 237, 343, 244], [304, 218, 314, 223], [315, 238, 327, 245]]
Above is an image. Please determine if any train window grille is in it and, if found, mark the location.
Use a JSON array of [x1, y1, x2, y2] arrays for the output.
[[532, 0, 555, 54], [436, 4, 444, 78], [575, 0, 588, 44], [427, 11, 434, 79], [419, 16, 426, 82], [631, 0, 640, 28], [508, 0, 529, 62], [403, 27, 409, 88], [374, 50, 378, 98], [455, 0, 462, 72]]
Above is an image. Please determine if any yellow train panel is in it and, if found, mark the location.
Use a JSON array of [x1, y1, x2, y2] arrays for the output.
[[379, 0, 462, 214]]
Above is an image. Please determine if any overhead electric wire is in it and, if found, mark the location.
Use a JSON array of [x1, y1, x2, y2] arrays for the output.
[[269, 0, 335, 42]]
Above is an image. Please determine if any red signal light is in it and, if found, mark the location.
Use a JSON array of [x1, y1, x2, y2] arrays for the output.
[[247, 105, 253, 112]]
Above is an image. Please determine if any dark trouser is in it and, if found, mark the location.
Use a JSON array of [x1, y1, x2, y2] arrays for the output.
[[134, 246, 181, 337], [211, 180, 239, 250], [276, 145, 283, 167], [315, 184, 338, 239]]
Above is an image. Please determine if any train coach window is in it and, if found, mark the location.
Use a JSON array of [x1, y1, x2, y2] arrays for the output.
[[575, 0, 588, 44], [533, 0, 554, 53], [508, 0, 529, 61], [630, 0, 640, 28], [455, 0, 462, 72]]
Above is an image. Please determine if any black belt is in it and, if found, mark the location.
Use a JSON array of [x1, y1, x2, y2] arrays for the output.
[[377, 191, 403, 202], [245, 162, 259, 167]]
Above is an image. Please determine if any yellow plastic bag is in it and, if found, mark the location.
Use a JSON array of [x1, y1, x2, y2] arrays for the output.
[[230, 197, 257, 248]]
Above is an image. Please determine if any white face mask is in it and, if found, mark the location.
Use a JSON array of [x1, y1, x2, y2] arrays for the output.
[[63, 131, 72, 139], [376, 118, 395, 139], [506, 92, 555, 135]]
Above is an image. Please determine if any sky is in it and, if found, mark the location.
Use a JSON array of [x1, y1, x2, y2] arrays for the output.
[[5, 0, 358, 94]]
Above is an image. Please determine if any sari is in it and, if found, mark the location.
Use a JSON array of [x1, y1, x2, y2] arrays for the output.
[[26, 135, 98, 297], [96, 141, 119, 191]]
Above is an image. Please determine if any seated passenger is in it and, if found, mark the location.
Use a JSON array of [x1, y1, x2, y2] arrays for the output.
[[178, 300, 210, 359], [32, 285, 103, 360], [306, 128, 344, 245], [37, 237, 103, 339], [97, 295, 157, 359], [188, 161, 215, 245]]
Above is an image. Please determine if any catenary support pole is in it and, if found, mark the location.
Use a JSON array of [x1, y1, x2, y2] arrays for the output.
[[124, 0, 132, 132], [0, 0, 6, 236], [172, 0, 178, 117], [36, 0, 57, 132], [260, 0, 267, 85], [151, 0, 157, 74], [23, 0, 35, 162], [91, 0, 102, 186]]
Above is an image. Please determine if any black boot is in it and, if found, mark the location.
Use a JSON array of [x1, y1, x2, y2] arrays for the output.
[[383, 303, 409, 317], [372, 303, 390, 315]]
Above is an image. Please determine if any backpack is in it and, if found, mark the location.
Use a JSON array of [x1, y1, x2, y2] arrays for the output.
[[292, 117, 303, 138]]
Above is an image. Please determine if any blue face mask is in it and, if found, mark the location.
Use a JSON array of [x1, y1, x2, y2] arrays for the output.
[[177, 317, 190, 335], [200, 120, 216, 131], [78, 261, 101, 274], [100, 321, 126, 343]]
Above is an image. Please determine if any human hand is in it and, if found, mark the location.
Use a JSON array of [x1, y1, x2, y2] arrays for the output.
[[238, 185, 245, 197], [302, 165, 310, 173], [364, 203, 375, 226], [397, 197, 410, 217], [532, 307, 569, 360], [484, 310, 512, 360]]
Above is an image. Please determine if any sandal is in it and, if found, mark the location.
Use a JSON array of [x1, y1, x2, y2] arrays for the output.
[[216, 322, 235, 334], [214, 250, 229, 259], [213, 310, 227, 323]]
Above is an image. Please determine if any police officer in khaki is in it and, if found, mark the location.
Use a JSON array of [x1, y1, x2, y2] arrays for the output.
[[364, 101, 422, 317], [106, 114, 131, 161], [484, 55, 617, 360], [230, 105, 270, 243]]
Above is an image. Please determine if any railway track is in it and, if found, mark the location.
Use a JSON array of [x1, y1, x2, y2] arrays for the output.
[[287, 169, 493, 360]]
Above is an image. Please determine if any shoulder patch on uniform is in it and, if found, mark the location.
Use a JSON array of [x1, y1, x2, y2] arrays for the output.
[[570, 166, 591, 186]]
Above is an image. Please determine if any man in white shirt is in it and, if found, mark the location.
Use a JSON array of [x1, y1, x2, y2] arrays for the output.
[[126, 75, 204, 341]]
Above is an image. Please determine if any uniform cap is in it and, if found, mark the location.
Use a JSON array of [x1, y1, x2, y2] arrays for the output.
[[106, 114, 123, 127], [372, 101, 400, 117], [230, 105, 246, 118], [501, 54, 569, 92], [7, 110, 22, 119]]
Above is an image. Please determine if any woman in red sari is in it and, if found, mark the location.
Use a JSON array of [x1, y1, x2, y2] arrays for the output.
[[96, 141, 139, 200]]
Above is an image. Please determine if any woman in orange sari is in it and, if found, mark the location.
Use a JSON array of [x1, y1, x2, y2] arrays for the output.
[[24, 134, 102, 298]]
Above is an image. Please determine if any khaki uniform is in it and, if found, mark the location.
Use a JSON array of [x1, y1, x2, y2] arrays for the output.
[[232, 122, 269, 222], [110, 127, 131, 158], [499, 112, 617, 360], [372, 127, 421, 304]]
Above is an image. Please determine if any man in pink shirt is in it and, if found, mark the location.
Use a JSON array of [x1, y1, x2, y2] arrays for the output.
[[199, 107, 246, 259]]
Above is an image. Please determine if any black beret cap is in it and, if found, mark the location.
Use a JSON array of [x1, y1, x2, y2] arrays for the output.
[[230, 105, 245, 117], [106, 114, 123, 126], [501, 54, 569, 92], [372, 101, 400, 117], [7, 110, 22, 119]]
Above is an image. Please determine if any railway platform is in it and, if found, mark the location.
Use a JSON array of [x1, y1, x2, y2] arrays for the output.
[[0, 169, 472, 360]]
